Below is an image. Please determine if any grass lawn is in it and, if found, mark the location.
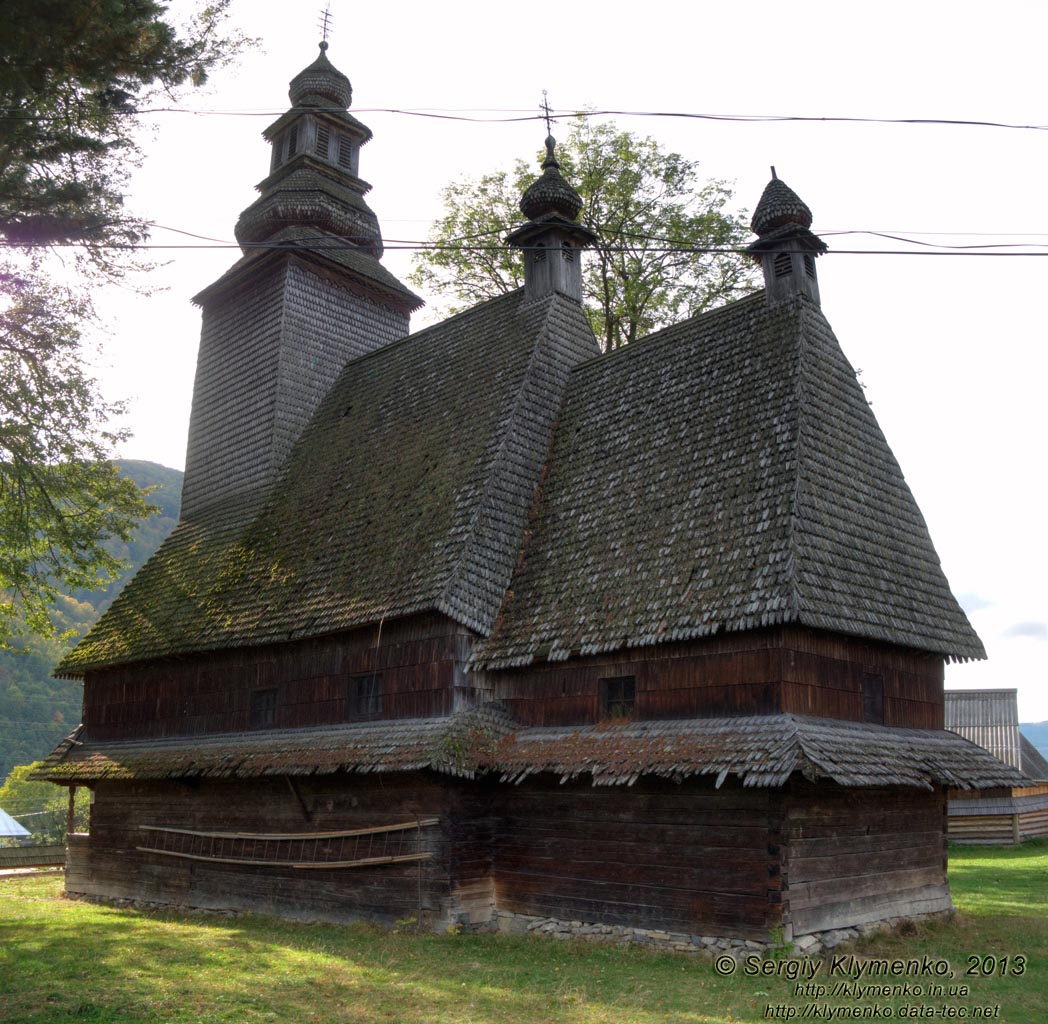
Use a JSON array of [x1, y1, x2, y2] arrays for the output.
[[0, 842, 1045, 1024]]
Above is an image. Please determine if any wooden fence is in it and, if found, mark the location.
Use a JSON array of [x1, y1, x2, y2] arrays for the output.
[[0, 844, 66, 869], [948, 783, 1048, 845]]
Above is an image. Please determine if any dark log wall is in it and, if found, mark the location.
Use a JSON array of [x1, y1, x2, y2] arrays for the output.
[[780, 630, 944, 729], [489, 631, 783, 725], [490, 776, 784, 939], [783, 781, 950, 936], [68, 770, 954, 940], [82, 614, 481, 741], [82, 619, 942, 741], [488, 626, 943, 729], [69, 772, 493, 927]]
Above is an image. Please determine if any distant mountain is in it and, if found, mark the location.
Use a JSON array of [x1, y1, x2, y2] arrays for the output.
[[0, 461, 183, 780], [1021, 722, 1048, 760]]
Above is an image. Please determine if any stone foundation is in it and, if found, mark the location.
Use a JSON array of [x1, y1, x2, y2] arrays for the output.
[[483, 909, 956, 957], [68, 891, 954, 959]]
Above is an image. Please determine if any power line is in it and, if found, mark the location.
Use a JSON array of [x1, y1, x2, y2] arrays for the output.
[[149, 223, 1048, 247], [4, 238, 1048, 256], [2, 105, 1047, 132]]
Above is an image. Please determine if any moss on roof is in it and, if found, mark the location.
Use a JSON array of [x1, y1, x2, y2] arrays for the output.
[[35, 711, 1024, 792], [62, 285, 980, 677], [59, 290, 598, 675], [473, 292, 984, 669]]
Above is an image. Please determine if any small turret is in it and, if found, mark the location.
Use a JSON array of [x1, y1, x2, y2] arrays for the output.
[[747, 168, 827, 306], [506, 134, 596, 302], [234, 41, 382, 258]]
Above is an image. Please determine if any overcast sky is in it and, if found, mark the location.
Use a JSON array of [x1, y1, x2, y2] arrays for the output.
[[90, 1, 1047, 720]]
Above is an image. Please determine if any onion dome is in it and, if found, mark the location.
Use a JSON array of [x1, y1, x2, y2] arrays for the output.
[[746, 168, 826, 306], [747, 168, 827, 260], [289, 41, 352, 109], [520, 135, 584, 222], [751, 170, 814, 237]]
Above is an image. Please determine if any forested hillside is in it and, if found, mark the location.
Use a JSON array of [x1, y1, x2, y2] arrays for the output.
[[0, 461, 182, 779]]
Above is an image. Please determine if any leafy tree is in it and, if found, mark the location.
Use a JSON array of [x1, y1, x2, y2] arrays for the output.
[[0, 2, 242, 642], [411, 116, 755, 352], [0, 762, 89, 845], [0, 266, 152, 640], [1, 0, 238, 253], [0, 462, 183, 781]]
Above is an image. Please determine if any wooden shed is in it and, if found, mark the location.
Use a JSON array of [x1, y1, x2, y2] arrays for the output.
[[945, 689, 1048, 844]]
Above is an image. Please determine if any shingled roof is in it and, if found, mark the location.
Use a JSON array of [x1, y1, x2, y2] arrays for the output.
[[490, 714, 1026, 791], [32, 705, 517, 783], [193, 226, 422, 312], [59, 290, 598, 674], [474, 291, 984, 669], [35, 710, 1022, 792]]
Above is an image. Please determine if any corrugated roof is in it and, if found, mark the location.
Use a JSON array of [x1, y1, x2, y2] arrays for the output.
[[474, 293, 984, 669], [945, 689, 1022, 771], [1019, 736, 1048, 780], [0, 807, 30, 837], [35, 710, 1023, 792], [58, 290, 598, 675]]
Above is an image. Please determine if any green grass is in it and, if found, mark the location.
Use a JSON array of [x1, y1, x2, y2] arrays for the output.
[[1, 842, 1045, 1024]]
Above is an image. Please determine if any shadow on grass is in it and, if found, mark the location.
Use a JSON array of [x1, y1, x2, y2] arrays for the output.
[[0, 877, 746, 1024], [4, 847, 1047, 1024]]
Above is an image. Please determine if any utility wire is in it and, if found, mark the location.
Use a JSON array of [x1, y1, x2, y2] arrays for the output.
[[2, 105, 1047, 132], [4, 239, 1048, 256], [147, 223, 1048, 248], [7, 222, 1048, 256]]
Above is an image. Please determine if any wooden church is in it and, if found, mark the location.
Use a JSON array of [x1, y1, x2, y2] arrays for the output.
[[36, 44, 1022, 952]]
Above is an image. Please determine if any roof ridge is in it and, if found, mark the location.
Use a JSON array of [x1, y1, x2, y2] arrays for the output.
[[568, 290, 769, 374], [784, 300, 810, 623], [784, 301, 985, 660], [329, 288, 526, 376], [436, 292, 587, 631]]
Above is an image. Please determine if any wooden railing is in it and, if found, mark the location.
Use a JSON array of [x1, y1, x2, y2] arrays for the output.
[[136, 818, 439, 869]]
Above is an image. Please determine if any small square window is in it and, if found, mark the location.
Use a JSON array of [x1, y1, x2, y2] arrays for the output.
[[249, 688, 278, 729], [862, 673, 884, 725], [351, 673, 383, 718], [600, 676, 636, 719]]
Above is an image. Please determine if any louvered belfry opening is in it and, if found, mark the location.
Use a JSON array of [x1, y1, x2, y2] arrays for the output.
[[505, 134, 596, 302], [746, 169, 827, 306]]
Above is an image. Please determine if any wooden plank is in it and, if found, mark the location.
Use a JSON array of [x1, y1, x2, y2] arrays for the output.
[[139, 818, 438, 841], [134, 847, 433, 869], [0, 844, 66, 868], [791, 884, 952, 936], [788, 866, 945, 910]]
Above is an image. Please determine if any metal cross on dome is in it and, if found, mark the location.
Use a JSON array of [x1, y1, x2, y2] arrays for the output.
[[540, 90, 553, 135], [318, 4, 333, 43]]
